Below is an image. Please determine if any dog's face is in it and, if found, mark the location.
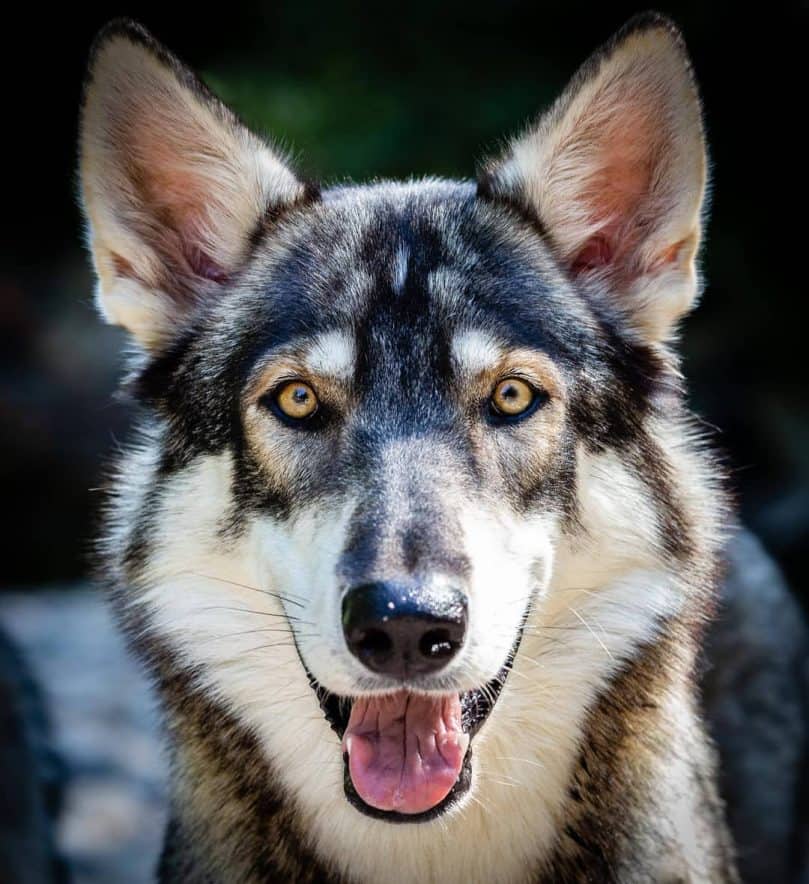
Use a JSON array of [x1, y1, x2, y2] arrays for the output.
[[81, 16, 707, 830]]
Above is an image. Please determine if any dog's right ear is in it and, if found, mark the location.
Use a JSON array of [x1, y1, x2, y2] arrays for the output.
[[79, 20, 313, 350]]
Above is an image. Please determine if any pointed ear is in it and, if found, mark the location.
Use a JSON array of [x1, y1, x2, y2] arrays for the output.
[[479, 14, 707, 343], [79, 20, 315, 350]]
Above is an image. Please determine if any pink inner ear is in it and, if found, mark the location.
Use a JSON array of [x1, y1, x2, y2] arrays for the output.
[[130, 123, 232, 286], [571, 234, 613, 274], [183, 242, 229, 283], [566, 95, 664, 280]]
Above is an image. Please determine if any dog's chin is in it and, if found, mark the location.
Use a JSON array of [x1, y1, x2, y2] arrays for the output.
[[305, 633, 524, 824]]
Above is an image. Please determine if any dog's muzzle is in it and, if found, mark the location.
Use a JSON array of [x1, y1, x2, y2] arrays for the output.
[[303, 577, 530, 823]]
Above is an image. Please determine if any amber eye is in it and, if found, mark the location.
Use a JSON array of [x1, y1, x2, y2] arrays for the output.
[[274, 381, 319, 421], [490, 377, 538, 418]]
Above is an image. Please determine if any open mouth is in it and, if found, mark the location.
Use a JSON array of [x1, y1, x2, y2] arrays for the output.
[[309, 639, 522, 823]]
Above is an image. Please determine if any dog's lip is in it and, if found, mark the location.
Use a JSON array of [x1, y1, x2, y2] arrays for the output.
[[306, 626, 526, 823]]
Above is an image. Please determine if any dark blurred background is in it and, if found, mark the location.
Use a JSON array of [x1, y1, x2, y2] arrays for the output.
[[2, 1, 806, 597]]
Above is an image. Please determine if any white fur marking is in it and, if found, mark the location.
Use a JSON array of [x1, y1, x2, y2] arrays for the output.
[[392, 245, 409, 295], [451, 329, 502, 376], [304, 330, 356, 381]]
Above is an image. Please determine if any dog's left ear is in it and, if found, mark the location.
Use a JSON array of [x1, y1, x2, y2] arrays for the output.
[[479, 14, 707, 343]]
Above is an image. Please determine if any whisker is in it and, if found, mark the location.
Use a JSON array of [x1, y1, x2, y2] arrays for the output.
[[238, 639, 301, 654], [466, 793, 488, 813], [195, 626, 321, 646], [567, 606, 614, 661], [487, 777, 524, 790], [495, 755, 545, 769], [198, 604, 315, 626], [187, 571, 307, 608]]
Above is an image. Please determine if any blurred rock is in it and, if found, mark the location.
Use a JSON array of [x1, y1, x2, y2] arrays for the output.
[[0, 629, 66, 884], [0, 587, 166, 884]]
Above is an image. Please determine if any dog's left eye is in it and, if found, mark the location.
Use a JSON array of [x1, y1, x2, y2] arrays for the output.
[[489, 377, 544, 420], [269, 380, 320, 423]]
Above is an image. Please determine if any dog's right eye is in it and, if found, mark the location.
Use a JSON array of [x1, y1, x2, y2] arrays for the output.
[[489, 377, 545, 421], [264, 380, 320, 425]]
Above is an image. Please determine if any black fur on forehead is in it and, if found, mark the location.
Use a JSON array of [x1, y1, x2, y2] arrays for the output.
[[126, 180, 679, 506]]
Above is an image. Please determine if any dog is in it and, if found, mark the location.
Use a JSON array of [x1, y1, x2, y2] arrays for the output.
[[79, 13, 743, 882]]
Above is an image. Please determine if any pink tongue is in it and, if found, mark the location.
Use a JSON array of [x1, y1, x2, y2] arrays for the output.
[[342, 692, 469, 814]]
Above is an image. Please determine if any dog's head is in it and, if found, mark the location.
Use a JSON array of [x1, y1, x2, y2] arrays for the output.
[[80, 15, 710, 831]]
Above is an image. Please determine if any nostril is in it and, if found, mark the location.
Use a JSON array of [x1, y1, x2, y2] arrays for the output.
[[419, 628, 458, 661], [355, 628, 393, 662]]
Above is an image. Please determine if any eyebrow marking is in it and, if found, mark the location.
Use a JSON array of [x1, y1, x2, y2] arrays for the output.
[[451, 329, 503, 375], [392, 245, 409, 295], [304, 330, 356, 380]]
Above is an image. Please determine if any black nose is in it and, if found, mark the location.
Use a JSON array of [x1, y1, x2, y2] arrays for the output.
[[342, 581, 467, 679]]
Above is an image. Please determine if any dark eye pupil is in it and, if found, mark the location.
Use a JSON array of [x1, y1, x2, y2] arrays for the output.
[[293, 388, 309, 404], [502, 384, 519, 400]]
